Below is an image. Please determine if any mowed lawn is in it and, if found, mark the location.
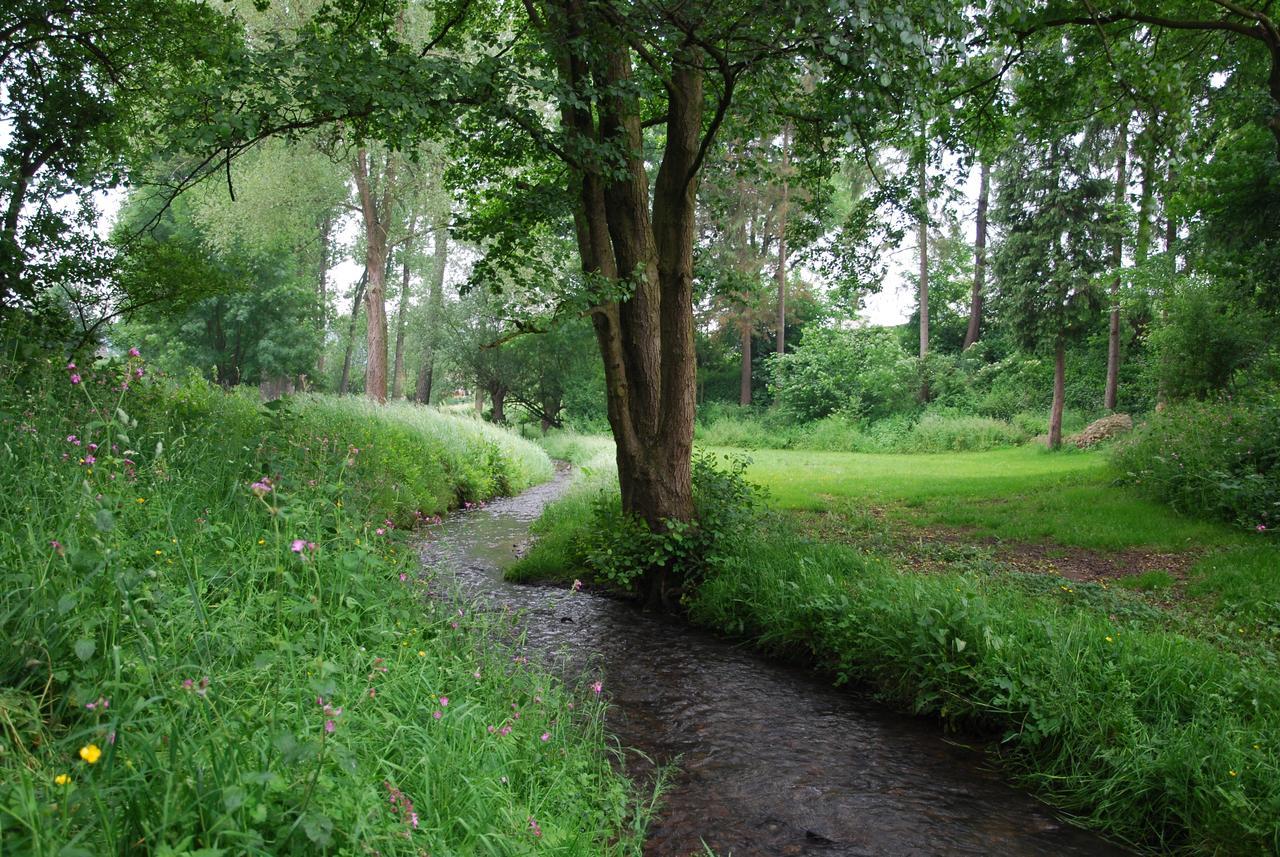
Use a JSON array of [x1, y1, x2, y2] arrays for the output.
[[709, 444, 1248, 552]]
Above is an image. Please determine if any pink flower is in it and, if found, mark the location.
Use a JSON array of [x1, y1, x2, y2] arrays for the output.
[[290, 539, 306, 552], [128, 347, 140, 357], [325, 719, 336, 733], [66, 435, 77, 444], [376, 528, 386, 536], [433, 710, 442, 720], [66, 361, 76, 370], [1259, 524, 1268, 533], [439, 696, 449, 707], [83, 455, 95, 465], [528, 817, 542, 838], [572, 578, 583, 591], [70, 374, 81, 384], [540, 732, 550, 742], [591, 681, 603, 695], [399, 573, 408, 582]]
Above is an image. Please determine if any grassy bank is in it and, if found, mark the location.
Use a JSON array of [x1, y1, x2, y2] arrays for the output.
[[516, 431, 1280, 853], [0, 360, 643, 855]]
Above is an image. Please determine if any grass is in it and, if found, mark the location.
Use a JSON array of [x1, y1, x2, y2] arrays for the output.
[[520, 430, 1280, 853], [0, 360, 645, 855]]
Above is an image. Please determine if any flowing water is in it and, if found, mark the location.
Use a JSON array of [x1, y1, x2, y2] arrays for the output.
[[419, 470, 1128, 857]]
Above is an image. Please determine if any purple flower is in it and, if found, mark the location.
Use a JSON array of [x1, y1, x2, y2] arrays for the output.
[[290, 539, 306, 553], [66, 361, 76, 370], [66, 435, 77, 444], [540, 732, 550, 742], [83, 455, 95, 465], [70, 374, 81, 385], [439, 696, 448, 707], [325, 719, 336, 733], [591, 681, 603, 695], [128, 347, 140, 357], [1259, 524, 1268, 533], [433, 710, 442, 720]]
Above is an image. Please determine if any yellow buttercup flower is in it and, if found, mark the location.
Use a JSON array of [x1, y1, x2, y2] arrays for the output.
[[79, 743, 102, 764], [418, 650, 426, 658], [136, 497, 146, 504], [55, 773, 71, 785]]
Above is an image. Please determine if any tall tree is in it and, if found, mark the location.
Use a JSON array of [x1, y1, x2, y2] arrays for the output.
[[352, 146, 399, 403], [963, 160, 990, 349], [1104, 115, 1130, 411]]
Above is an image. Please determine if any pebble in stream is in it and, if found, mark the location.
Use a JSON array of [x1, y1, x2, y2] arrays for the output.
[[418, 471, 1130, 857]]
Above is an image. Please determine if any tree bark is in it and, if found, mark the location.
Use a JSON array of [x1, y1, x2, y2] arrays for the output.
[[963, 160, 990, 350], [413, 214, 448, 404], [739, 315, 752, 405], [1104, 117, 1129, 412], [916, 119, 930, 402], [775, 122, 791, 356], [338, 269, 367, 396], [353, 147, 398, 404], [391, 240, 413, 400], [487, 380, 507, 423], [473, 384, 484, 415], [1049, 338, 1066, 450], [316, 212, 332, 375]]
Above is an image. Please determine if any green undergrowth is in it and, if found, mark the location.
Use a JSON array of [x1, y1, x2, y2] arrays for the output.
[[0, 358, 643, 855]]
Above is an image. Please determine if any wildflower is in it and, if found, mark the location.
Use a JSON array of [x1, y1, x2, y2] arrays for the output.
[[70, 374, 81, 384], [154, 549, 162, 555], [83, 455, 95, 465], [499, 725, 511, 736], [418, 650, 426, 658], [1229, 770, 1238, 777], [135, 497, 145, 504], [1104, 636, 1114, 643], [368, 688, 377, 699], [325, 720, 336, 734], [1258, 524, 1268, 533], [591, 681, 603, 695], [85, 697, 110, 711], [433, 710, 442, 720], [50, 540, 64, 556], [257, 539, 265, 545], [55, 774, 72, 786], [439, 696, 449, 707], [66, 435, 78, 444], [290, 539, 306, 553], [540, 732, 550, 742], [250, 478, 273, 497], [528, 816, 543, 838], [399, 573, 408, 582], [572, 579, 583, 591], [79, 744, 102, 764], [376, 528, 386, 536], [66, 361, 76, 370], [128, 347, 140, 357]]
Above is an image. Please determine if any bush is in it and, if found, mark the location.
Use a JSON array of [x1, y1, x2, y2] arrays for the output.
[[1112, 396, 1280, 530], [768, 326, 916, 422]]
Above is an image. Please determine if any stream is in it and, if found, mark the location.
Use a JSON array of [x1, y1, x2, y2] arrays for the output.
[[418, 469, 1128, 856]]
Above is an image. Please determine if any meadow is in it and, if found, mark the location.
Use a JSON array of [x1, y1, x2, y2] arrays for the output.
[[514, 431, 1280, 853], [0, 359, 647, 855]]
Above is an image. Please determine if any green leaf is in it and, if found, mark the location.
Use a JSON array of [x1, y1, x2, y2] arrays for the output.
[[74, 639, 96, 661]]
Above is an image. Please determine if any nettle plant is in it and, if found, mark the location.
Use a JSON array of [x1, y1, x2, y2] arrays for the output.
[[581, 453, 762, 596]]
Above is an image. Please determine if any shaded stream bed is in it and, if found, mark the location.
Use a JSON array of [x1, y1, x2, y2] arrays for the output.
[[418, 470, 1129, 856]]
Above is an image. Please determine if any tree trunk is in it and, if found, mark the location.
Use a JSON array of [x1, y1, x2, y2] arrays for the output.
[[413, 214, 448, 404], [1049, 338, 1066, 450], [488, 381, 507, 424], [353, 147, 398, 404], [1134, 138, 1155, 265], [473, 385, 484, 415], [739, 315, 752, 406], [916, 118, 930, 403], [316, 213, 332, 375], [963, 161, 989, 350], [1104, 117, 1129, 412], [775, 122, 791, 356], [391, 244, 413, 399], [338, 269, 367, 396]]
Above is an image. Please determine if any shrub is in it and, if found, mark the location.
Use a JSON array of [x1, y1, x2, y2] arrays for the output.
[[768, 326, 916, 422], [1113, 396, 1280, 530]]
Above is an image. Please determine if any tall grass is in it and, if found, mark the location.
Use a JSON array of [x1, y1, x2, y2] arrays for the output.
[[0, 357, 643, 855], [686, 523, 1280, 853]]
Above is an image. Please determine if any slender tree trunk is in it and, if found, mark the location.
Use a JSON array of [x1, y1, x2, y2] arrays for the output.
[[316, 213, 332, 375], [414, 215, 448, 404], [1134, 139, 1155, 265], [1049, 338, 1066, 450], [916, 119, 930, 402], [353, 147, 398, 404], [338, 270, 367, 396], [775, 123, 791, 356], [739, 315, 752, 406], [1104, 118, 1129, 412], [473, 384, 484, 415], [1156, 158, 1178, 410], [963, 161, 990, 350], [391, 244, 412, 399]]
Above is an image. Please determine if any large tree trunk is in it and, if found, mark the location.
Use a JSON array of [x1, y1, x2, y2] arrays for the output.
[[739, 315, 752, 406], [391, 243, 413, 400], [775, 122, 791, 356], [1049, 338, 1066, 450], [1104, 117, 1129, 412], [353, 147, 398, 404], [557, 29, 700, 607], [338, 270, 367, 396], [963, 160, 989, 350], [413, 214, 448, 404]]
